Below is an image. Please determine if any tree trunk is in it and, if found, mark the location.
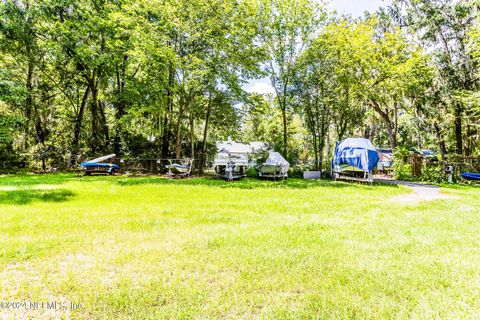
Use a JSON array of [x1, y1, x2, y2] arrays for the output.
[[113, 55, 128, 155], [386, 124, 397, 150], [89, 81, 101, 154], [312, 131, 318, 171], [282, 106, 287, 157], [71, 85, 91, 158], [175, 93, 185, 160], [281, 80, 289, 158], [318, 106, 328, 173], [190, 109, 195, 160], [24, 58, 34, 151], [434, 122, 447, 161], [200, 90, 213, 173], [371, 101, 396, 150], [454, 104, 463, 155], [99, 100, 109, 146], [162, 65, 175, 159]]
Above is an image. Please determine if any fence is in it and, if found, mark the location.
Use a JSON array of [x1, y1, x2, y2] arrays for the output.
[[2, 153, 479, 183], [393, 155, 480, 182]]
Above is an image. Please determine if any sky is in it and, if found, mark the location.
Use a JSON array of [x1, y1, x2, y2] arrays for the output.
[[327, 0, 392, 17], [243, 0, 393, 95]]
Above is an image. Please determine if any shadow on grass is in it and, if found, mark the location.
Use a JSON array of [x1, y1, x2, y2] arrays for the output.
[[0, 189, 76, 205], [116, 177, 400, 190], [0, 173, 76, 187]]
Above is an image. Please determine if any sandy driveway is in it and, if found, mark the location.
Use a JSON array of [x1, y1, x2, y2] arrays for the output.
[[374, 178, 456, 203]]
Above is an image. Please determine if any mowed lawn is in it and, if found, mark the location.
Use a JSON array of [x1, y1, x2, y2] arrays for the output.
[[1, 174, 480, 319]]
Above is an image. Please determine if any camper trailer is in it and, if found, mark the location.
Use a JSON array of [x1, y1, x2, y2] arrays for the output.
[[214, 140, 249, 180], [213, 140, 270, 180]]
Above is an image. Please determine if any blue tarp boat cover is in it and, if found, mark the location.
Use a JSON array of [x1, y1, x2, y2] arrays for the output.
[[462, 172, 480, 181], [332, 138, 380, 172], [80, 162, 120, 170]]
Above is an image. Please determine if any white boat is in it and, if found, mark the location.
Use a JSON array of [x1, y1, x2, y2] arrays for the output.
[[258, 152, 289, 179], [165, 159, 192, 178]]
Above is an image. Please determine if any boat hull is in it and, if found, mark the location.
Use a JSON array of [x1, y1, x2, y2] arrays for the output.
[[258, 164, 287, 179], [462, 172, 480, 181]]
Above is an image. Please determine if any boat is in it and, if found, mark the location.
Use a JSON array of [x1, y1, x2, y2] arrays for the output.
[[165, 159, 192, 178], [377, 148, 393, 173], [461, 172, 480, 181], [80, 154, 120, 175], [331, 138, 379, 182], [258, 152, 289, 179]]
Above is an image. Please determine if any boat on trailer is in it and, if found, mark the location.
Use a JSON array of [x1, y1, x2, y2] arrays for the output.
[[258, 152, 289, 179], [165, 159, 193, 178], [80, 154, 120, 176], [331, 138, 379, 183]]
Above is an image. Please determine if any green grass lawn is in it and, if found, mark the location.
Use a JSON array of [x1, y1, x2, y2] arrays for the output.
[[1, 174, 480, 319]]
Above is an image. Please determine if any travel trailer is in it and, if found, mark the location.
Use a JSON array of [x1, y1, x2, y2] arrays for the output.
[[213, 139, 270, 180]]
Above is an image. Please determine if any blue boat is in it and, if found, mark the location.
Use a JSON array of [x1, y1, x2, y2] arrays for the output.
[[331, 138, 380, 182], [461, 172, 480, 181], [80, 154, 120, 175]]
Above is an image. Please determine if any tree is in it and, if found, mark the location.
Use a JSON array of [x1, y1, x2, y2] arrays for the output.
[[392, 0, 479, 155], [255, 0, 324, 158]]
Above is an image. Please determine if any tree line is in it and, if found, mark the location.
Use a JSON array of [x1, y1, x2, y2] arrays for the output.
[[0, 0, 479, 170]]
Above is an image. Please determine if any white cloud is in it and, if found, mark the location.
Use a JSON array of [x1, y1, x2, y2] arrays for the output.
[[328, 0, 392, 17], [244, 78, 275, 95]]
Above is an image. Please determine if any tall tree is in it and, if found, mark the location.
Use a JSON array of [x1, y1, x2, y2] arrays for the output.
[[255, 0, 324, 158]]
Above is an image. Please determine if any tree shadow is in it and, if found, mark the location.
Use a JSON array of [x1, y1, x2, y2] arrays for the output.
[[0, 189, 76, 205], [116, 177, 400, 190], [0, 173, 74, 187]]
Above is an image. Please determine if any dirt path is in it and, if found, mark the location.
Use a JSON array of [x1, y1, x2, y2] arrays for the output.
[[374, 178, 456, 203]]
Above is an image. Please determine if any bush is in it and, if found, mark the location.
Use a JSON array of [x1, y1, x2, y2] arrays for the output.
[[393, 159, 448, 184], [419, 166, 447, 184], [288, 168, 304, 179], [246, 167, 258, 178], [393, 162, 413, 181]]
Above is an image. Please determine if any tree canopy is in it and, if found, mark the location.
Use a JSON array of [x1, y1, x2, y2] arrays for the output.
[[0, 0, 479, 170]]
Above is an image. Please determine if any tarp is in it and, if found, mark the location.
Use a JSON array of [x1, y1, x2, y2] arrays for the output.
[[265, 152, 289, 169], [88, 154, 116, 163], [332, 138, 379, 172]]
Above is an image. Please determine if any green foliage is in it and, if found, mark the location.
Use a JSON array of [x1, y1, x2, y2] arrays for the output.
[[0, 0, 478, 170], [393, 162, 413, 181], [419, 166, 448, 184], [246, 167, 258, 178], [0, 113, 22, 146]]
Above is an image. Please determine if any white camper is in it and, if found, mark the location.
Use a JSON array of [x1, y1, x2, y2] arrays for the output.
[[213, 140, 250, 180]]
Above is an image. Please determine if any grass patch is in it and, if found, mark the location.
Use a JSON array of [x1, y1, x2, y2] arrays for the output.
[[1, 174, 479, 319]]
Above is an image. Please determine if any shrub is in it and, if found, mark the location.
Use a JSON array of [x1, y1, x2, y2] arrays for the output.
[[393, 162, 413, 181], [246, 167, 258, 178], [419, 166, 447, 184], [288, 168, 304, 179]]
